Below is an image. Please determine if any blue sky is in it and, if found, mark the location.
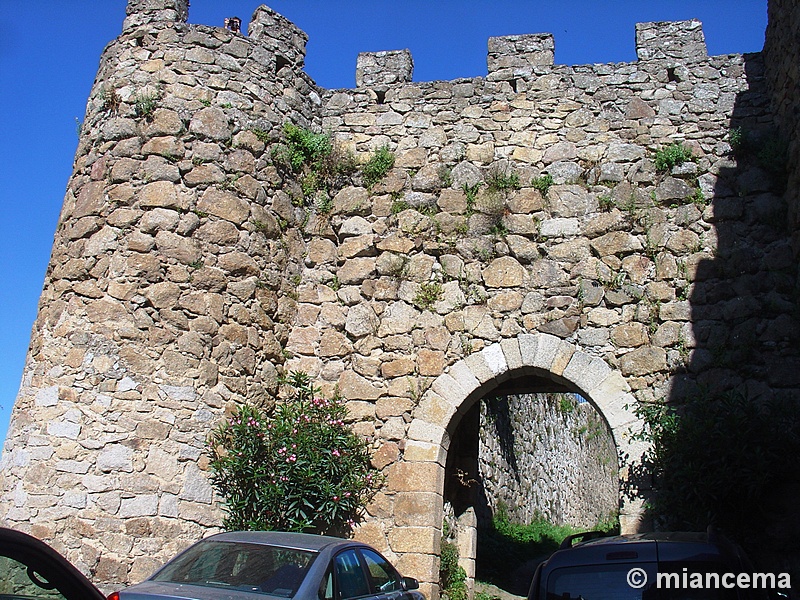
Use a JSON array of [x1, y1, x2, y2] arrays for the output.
[[0, 1, 767, 443]]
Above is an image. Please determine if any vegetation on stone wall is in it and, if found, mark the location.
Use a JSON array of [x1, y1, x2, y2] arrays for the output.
[[653, 142, 693, 172], [272, 123, 356, 203], [439, 535, 468, 600], [362, 145, 396, 189], [633, 390, 800, 550], [207, 371, 381, 535], [272, 124, 399, 206]]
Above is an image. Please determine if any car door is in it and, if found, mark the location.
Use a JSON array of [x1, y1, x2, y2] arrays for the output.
[[357, 548, 408, 600]]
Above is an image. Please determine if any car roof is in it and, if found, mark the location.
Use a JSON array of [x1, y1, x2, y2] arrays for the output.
[[200, 530, 357, 553], [544, 531, 741, 569]]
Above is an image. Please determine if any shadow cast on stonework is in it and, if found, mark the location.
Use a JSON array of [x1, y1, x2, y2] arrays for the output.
[[630, 52, 800, 578]]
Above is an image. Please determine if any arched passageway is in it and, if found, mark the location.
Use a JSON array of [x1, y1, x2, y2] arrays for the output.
[[392, 333, 647, 593]]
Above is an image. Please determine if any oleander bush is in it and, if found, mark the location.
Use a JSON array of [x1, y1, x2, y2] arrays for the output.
[[208, 371, 381, 535]]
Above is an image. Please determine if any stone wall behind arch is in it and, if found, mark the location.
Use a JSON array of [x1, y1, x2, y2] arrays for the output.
[[478, 393, 617, 530]]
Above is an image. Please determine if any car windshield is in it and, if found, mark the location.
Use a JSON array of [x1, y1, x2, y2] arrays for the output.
[[546, 563, 740, 600], [151, 540, 317, 597]]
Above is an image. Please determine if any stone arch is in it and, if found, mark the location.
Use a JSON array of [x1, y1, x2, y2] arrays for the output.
[[390, 333, 648, 593]]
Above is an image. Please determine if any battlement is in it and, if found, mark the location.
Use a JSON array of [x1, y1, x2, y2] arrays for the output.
[[122, 2, 713, 90], [356, 50, 414, 91], [487, 33, 555, 81], [635, 19, 707, 62]]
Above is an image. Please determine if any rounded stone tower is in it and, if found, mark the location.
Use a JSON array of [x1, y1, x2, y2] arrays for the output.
[[0, 0, 319, 588]]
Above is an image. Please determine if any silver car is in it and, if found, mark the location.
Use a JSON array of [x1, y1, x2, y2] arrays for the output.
[[109, 530, 424, 600]]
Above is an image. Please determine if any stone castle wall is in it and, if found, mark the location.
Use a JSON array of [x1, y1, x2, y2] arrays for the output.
[[0, 1, 798, 596], [764, 0, 800, 253]]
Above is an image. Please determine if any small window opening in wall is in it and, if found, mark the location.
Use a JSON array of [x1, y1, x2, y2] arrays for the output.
[[275, 55, 291, 73], [667, 67, 680, 83], [375, 90, 386, 104], [509, 79, 518, 93]]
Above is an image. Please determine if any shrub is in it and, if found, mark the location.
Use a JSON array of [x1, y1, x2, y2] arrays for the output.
[[633, 390, 800, 545], [653, 142, 693, 172], [207, 371, 381, 535], [362, 145, 395, 188], [274, 123, 332, 173]]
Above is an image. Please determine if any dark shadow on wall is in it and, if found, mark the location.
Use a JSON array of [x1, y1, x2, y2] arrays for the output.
[[638, 51, 800, 578]]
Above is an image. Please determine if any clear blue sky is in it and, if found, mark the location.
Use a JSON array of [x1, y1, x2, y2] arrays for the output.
[[0, 1, 767, 444]]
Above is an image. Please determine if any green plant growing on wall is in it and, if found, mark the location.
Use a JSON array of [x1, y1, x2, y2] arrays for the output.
[[362, 145, 395, 189], [251, 127, 271, 144], [272, 123, 356, 202], [488, 217, 508, 237], [531, 173, 554, 196], [415, 282, 443, 311], [462, 182, 482, 216], [728, 127, 746, 156], [438, 164, 453, 188], [207, 371, 381, 535], [439, 538, 467, 600], [653, 142, 693, 172], [391, 199, 410, 215], [486, 167, 520, 194], [598, 194, 614, 211], [134, 90, 160, 120]]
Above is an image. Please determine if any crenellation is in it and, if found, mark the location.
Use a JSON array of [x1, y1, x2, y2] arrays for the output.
[[487, 33, 555, 82], [248, 5, 309, 70], [356, 50, 414, 92], [123, 0, 189, 30], [635, 19, 708, 63]]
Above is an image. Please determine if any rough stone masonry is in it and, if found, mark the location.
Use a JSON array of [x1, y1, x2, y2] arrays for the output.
[[1, 0, 799, 597]]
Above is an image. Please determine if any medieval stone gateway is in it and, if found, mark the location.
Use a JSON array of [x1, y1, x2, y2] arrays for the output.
[[390, 333, 643, 587], [1, 0, 799, 597]]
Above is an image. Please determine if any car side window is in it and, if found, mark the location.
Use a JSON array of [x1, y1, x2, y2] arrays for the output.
[[319, 567, 334, 600], [334, 549, 371, 600], [0, 555, 69, 600], [359, 549, 401, 593]]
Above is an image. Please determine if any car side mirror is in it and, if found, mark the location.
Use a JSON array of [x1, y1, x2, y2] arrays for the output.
[[401, 577, 419, 591]]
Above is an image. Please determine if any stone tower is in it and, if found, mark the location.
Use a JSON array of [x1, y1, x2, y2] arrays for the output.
[[2, 0, 800, 596]]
